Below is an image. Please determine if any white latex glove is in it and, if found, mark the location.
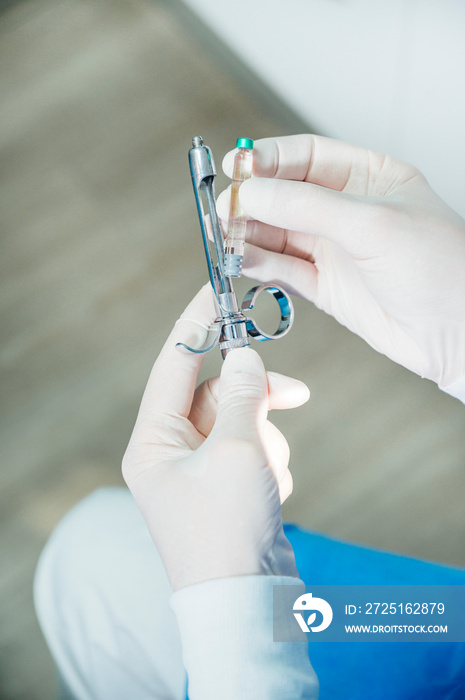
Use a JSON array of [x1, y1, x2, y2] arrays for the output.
[[122, 284, 310, 591], [218, 135, 465, 390]]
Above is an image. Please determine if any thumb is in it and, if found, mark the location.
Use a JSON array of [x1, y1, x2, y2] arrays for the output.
[[213, 347, 268, 443]]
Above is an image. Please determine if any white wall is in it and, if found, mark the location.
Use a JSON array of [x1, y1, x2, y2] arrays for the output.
[[181, 0, 465, 217]]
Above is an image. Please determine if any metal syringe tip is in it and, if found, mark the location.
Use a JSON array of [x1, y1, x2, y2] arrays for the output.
[[192, 136, 203, 147]]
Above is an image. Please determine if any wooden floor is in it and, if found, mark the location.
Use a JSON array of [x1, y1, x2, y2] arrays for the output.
[[1, 1, 464, 697]]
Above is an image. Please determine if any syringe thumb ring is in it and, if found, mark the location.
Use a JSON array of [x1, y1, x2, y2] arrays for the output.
[[242, 284, 294, 341]]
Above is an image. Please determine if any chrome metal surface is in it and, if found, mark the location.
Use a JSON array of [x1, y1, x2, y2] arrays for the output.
[[242, 284, 294, 341]]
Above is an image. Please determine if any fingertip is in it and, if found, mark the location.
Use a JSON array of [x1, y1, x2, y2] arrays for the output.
[[238, 177, 272, 217], [266, 372, 310, 409], [293, 379, 311, 405], [216, 186, 231, 222], [241, 242, 319, 302], [223, 138, 275, 178], [222, 150, 236, 178]]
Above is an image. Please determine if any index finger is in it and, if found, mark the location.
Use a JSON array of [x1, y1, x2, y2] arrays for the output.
[[222, 134, 414, 195], [136, 284, 218, 424]]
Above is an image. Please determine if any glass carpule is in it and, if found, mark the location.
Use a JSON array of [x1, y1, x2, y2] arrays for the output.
[[224, 137, 254, 278]]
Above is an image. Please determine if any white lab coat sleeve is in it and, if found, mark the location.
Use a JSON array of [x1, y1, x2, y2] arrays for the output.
[[170, 575, 319, 700], [441, 374, 465, 404]]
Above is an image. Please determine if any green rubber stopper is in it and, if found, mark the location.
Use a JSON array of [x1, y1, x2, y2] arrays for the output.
[[236, 137, 254, 149]]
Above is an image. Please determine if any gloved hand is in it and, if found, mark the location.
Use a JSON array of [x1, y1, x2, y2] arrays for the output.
[[122, 284, 310, 591], [218, 135, 465, 390]]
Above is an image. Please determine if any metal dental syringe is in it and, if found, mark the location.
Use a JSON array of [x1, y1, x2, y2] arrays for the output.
[[177, 136, 294, 359]]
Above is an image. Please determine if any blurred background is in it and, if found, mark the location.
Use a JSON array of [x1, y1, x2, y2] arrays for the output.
[[1, 0, 464, 697]]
